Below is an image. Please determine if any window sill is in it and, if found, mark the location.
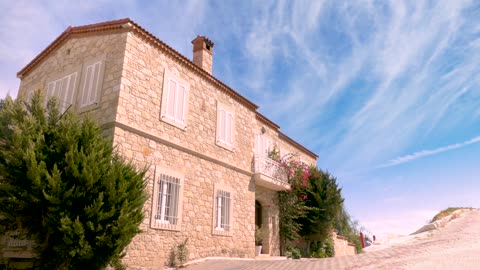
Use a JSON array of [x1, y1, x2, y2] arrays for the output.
[[212, 229, 232, 237], [78, 102, 100, 114], [215, 141, 234, 152], [160, 115, 187, 130], [150, 221, 181, 231]]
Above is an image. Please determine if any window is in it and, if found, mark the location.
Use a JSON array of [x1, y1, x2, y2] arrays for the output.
[[160, 69, 190, 129], [151, 168, 184, 231], [216, 102, 235, 150], [255, 134, 271, 157], [79, 59, 104, 108], [46, 72, 78, 113], [215, 190, 231, 230], [212, 185, 233, 236]]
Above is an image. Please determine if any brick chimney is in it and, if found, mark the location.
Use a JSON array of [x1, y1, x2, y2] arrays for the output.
[[192, 36, 214, 74]]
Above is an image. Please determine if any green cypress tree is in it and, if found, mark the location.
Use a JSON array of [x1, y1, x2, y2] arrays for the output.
[[297, 167, 344, 255], [0, 92, 147, 269]]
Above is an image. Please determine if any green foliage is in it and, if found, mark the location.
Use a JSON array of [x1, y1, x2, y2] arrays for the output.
[[334, 204, 362, 253], [168, 238, 189, 268], [297, 168, 344, 243], [276, 154, 343, 257], [176, 238, 189, 266], [286, 246, 301, 259], [255, 225, 264, 245], [430, 207, 472, 222], [0, 93, 148, 269], [277, 156, 311, 254], [310, 238, 335, 258], [276, 152, 345, 257]]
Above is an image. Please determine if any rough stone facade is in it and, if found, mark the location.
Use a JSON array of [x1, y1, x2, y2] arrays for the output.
[[13, 19, 318, 269], [332, 231, 356, 257]]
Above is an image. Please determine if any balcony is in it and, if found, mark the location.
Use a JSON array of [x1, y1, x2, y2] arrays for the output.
[[253, 155, 290, 191]]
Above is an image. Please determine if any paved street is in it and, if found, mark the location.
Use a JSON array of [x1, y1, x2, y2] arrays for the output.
[[186, 210, 480, 270]]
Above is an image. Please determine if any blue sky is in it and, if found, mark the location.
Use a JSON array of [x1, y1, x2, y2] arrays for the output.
[[1, 1, 480, 235]]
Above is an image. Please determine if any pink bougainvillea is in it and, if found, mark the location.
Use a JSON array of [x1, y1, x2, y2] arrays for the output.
[[302, 171, 310, 180]]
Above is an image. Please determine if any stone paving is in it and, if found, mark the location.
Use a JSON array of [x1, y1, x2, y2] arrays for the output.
[[185, 209, 480, 270]]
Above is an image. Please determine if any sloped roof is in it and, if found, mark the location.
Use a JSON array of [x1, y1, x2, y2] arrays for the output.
[[17, 18, 318, 159]]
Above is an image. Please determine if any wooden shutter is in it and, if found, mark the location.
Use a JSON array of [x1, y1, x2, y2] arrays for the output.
[[81, 61, 101, 108], [226, 112, 233, 145], [46, 72, 77, 112], [255, 134, 261, 155], [256, 135, 270, 156], [175, 84, 186, 122], [46, 81, 56, 103], [64, 73, 77, 110], [166, 79, 176, 119], [219, 109, 226, 143], [265, 138, 271, 155]]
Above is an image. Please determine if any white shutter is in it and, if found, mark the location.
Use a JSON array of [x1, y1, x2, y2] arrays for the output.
[[81, 65, 93, 107], [219, 109, 226, 143], [89, 62, 100, 105], [47, 82, 55, 101], [255, 134, 261, 155], [226, 112, 233, 145], [166, 79, 176, 119], [46, 72, 78, 112], [256, 135, 270, 156], [160, 70, 190, 129], [80, 61, 102, 108], [175, 84, 186, 122], [64, 73, 77, 111], [265, 138, 271, 156]]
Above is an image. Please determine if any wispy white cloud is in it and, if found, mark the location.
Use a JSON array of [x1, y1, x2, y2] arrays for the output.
[[379, 136, 480, 168], [0, 0, 208, 98], [2, 1, 480, 180]]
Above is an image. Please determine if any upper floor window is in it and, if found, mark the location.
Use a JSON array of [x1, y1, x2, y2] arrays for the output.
[[160, 69, 190, 130], [46, 72, 78, 113], [79, 58, 105, 109], [216, 102, 235, 150], [151, 168, 184, 231], [255, 134, 271, 157]]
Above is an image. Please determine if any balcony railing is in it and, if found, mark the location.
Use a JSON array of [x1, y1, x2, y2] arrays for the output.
[[254, 155, 288, 185]]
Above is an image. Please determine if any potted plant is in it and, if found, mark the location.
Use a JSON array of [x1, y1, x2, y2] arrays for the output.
[[255, 225, 264, 256]]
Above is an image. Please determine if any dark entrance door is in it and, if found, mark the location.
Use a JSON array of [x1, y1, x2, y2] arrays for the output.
[[255, 200, 262, 227]]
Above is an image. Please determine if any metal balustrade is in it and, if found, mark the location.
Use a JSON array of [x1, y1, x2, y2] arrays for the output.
[[253, 155, 288, 184]]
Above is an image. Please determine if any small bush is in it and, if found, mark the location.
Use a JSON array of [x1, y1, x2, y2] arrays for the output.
[[287, 246, 301, 259], [176, 238, 189, 266], [310, 239, 334, 258]]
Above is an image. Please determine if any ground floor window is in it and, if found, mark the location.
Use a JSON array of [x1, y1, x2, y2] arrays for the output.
[[151, 168, 184, 231], [213, 184, 234, 236], [216, 190, 231, 231]]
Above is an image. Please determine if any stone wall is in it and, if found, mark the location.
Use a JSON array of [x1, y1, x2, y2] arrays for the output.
[[116, 32, 257, 174], [17, 32, 127, 127], [332, 231, 356, 257], [15, 25, 319, 269], [254, 186, 281, 256], [113, 127, 255, 269], [253, 118, 317, 166], [114, 32, 260, 268]]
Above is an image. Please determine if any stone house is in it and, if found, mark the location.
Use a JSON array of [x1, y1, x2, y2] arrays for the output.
[[14, 18, 318, 269]]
